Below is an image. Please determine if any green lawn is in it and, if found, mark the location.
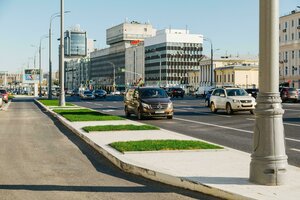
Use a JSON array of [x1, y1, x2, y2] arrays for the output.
[[83, 124, 159, 132], [39, 99, 74, 106], [54, 109, 124, 121], [109, 140, 223, 153]]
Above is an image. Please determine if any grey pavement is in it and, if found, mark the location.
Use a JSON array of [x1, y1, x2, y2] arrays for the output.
[[34, 98, 300, 200], [0, 98, 217, 200]]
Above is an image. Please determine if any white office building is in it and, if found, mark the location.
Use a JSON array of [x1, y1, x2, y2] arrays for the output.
[[144, 29, 203, 88]]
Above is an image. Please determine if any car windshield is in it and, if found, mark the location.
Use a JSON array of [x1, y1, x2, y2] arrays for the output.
[[226, 89, 248, 96], [140, 88, 168, 98]]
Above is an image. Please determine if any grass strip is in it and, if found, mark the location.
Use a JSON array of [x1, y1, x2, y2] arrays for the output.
[[39, 99, 74, 106], [83, 124, 159, 132], [54, 108, 124, 121], [109, 139, 223, 153]]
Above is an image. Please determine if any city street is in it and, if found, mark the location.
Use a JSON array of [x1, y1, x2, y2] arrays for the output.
[[0, 98, 219, 200], [68, 95, 300, 168]]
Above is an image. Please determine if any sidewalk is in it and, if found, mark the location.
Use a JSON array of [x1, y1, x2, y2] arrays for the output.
[[36, 100, 300, 200]]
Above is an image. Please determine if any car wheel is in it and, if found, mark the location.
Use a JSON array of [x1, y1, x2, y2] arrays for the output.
[[167, 115, 173, 119], [137, 107, 143, 120], [250, 110, 254, 115], [210, 102, 217, 113], [226, 103, 233, 115], [125, 106, 131, 117]]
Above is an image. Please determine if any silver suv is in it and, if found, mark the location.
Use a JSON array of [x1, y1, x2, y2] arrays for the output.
[[210, 87, 256, 115]]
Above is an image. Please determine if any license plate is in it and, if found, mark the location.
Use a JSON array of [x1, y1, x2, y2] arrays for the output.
[[155, 110, 165, 114]]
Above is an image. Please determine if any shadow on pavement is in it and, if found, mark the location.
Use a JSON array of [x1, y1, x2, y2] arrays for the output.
[[34, 101, 220, 199]]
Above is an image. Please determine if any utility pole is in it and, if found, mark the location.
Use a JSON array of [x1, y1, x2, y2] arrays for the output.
[[59, 0, 66, 106], [250, 0, 287, 185]]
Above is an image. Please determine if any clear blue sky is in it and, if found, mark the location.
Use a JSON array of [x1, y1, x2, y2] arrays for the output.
[[0, 0, 297, 73]]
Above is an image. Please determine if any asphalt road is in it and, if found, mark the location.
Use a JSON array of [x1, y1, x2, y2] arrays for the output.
[[0, 98, 220, 200], [69, 95, 300, 168]]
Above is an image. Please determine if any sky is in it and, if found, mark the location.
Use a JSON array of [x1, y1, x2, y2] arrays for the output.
[[0, 0, 298, 73]]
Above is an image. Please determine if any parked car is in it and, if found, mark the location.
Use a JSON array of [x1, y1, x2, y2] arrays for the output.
[[94, 89, 107, 98], [209, 87, 256, 115], [0, 89, 9, 103], [124, 87, 173, 119], [280, 87, 298, 103], [167, 87, 185, 98], [80, 90, 95, 100], [245, 88, 259, 99], [297, 89, 300, 102]]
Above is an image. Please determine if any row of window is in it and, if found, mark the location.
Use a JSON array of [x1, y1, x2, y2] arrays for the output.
[[216, 74, 235, 83], [280, 18, 300, 29]]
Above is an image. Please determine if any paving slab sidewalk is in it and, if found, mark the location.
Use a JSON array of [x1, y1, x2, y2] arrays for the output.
[[36, 100, 300, 200]]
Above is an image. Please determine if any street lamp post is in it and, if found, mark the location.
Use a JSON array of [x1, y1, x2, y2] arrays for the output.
[[250, 0, 287, 185], [49, 10, 70, 100], [106, 61, 115, 94], [204, 38, 214, 86], [39, 35, 48, 97], [59, 0, 65, 106]]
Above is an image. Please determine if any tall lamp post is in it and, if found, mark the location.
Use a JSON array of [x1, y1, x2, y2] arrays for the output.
[[106, 61, 115, 94], [49, 10, 70, 100], [204, 38, 214, 86], [59, 0, 65, 106], [39, 34, 48, 97]]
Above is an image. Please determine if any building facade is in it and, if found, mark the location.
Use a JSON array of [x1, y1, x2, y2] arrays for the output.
[[90, 21, 155, 92], [215, 64, 259, 88], [279, 9, 300, 88], [144, 29, 203, 89], [188, 55, 259, 91]]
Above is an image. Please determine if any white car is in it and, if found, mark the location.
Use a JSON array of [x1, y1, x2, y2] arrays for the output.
[[210, 87, 256, 114]]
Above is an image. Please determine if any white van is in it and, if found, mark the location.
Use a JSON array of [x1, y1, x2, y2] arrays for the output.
[[195, 86, 214, 98]]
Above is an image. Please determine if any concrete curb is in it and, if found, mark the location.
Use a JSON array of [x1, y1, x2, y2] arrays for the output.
[[34, 99, 253, 200]]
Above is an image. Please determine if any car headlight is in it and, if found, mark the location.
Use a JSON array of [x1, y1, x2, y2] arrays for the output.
[[141, 102, 151, 109], [167, 102, 173, 109], [232, 99, 240, 103]]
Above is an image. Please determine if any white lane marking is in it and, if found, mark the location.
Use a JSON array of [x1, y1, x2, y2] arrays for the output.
[[175, 108, 232, 118], [101, 109, 115, 112], [86, 102, 93, 104], [108, 106, 117, 108], [175, 117, 300, 143], [283, 108, 300, 112], [94, 103, 103, 106], [286, 138, 300, 143], [174, 117, 251, 133], [290, 148, 300, 152], [246, 118, 300, 127]]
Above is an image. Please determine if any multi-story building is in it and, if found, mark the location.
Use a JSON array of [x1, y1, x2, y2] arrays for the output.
[[279, 9, 300, 88], [144, 29, 203, 89], [214, 64, 259, 88], [188, 55, 259, 91], [90, 21, 155, 91], [65, 25, 95, 90]]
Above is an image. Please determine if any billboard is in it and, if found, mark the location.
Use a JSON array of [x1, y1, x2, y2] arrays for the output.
[[23, 68, 40, 83]]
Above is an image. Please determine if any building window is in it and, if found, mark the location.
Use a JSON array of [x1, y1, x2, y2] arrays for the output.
[[292, 33, 294, 40], [285, 67, 288, 76], [232, 74, 234, 83], [285, 34, 288, 41], [285, 21, 288, 29], [299, 32, 300, 39], [292, 66, 295, 75], [292, 51, 295, 59], [228, 74, 230, 82], [292, 20, 294, 27], [285, 51, 288, 60], [299, 18, 300, 26]]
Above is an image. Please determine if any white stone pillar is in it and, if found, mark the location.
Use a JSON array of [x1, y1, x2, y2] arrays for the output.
[[250, 0, 287, 185]]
